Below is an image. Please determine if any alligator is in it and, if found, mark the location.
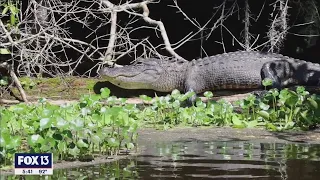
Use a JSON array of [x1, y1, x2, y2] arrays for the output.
[[99, 51, 320, 103]]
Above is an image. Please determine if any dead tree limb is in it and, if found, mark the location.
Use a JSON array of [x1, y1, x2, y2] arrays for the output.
[[100, 0, 184, 60], [104, 11, 118, 62]]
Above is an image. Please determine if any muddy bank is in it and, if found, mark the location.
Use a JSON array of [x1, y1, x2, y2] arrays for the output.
[[137, 127, 320, 145]]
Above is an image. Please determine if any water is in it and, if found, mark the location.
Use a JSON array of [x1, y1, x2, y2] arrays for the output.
[[3, 141, 320, 179]]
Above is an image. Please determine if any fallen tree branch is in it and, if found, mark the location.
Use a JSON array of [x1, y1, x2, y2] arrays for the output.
[[0, 99, 20, 105]]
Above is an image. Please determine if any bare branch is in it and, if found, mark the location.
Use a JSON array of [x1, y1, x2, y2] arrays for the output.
[[99, 0, 184, 60], [103, 11, 117, 61]]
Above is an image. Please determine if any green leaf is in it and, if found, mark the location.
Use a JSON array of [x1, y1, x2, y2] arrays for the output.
[[10, 136, 21, 149], [38, 97, 47, 103], [259, 102, 270, 111], [269, 88, 279, 97], [62, 130, 73, 139], [139, 95, 152, 102], [307, 97, 318, 109], [171, 89, 181, 99], [2, 6, 9, 15], [246, 120, 258, 128], [293, 107, 301, 116], [296, 86, 305, 94], [172, 100, 180, 108], [204, 91, 213, 98], [184, 91, 196, 99], [77, 139, 89, 148], [300, 110, 312, 123], [71, 119, 84, 130], [58, 141, 67, 152], [108, 107, 122, 116], [40, 138, 55, 152], [0, 131, 10, 147], [285, 91, 299, 106], [284, 121, 295, 129], [257, 110, 269, 120], [232, 116, 243, 126], [0, 48, 11, 54], [56, 117, 68, 129], [28, 134, 45, 146], [10, 14, 16, 25], [125, 142, 135, 150], [107, 138, 120, 147], [102, 114, 111, 125], [100, 88, 110, 99], [9, 5, 18, 14], [262, 78, 273, 87], [52, 133, 63, 141], [39, 118, 51, 130], [196, 100, 206, 108], [266, 123, 278, 131], [100, 107, 107, 113], [81, 108, 91, 116], [68, 146, 80, 157], [91, 135, 101, 144]]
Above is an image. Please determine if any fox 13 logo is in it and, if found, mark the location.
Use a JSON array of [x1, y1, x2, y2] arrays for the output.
[[14, 153, 53, 175]]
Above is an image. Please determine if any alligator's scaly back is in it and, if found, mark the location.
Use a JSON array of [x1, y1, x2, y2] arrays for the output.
[[184, 51, 279, 93], [99, 51, 320, 97]]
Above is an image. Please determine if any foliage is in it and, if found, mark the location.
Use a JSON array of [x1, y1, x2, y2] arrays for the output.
[[1, 0, 19, 28], [1, 85, 320, 168], [0, 88, 139, 168], [139, 86, 320, 131], [1, 0, 19, 55]]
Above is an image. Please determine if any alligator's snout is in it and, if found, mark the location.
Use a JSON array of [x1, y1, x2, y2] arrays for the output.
[[99, 66, 142, 78], [98, 63, 163, 90]]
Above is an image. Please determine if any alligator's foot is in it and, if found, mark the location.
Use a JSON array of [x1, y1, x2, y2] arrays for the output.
[[309, 124, 320, 131], [185, 96, 197, 107], [181, 99, 193, 107], [252, 90, 269, 98]]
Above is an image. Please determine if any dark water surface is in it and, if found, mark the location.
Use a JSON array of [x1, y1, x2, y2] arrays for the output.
[[3, 141, 320, 179]]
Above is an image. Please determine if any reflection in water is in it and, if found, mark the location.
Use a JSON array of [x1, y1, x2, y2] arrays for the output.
[[135, 141, 320, 179], [4, 141, 320, 179]]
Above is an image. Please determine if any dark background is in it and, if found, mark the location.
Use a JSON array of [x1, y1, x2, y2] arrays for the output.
[[20, 0, 320, 75]]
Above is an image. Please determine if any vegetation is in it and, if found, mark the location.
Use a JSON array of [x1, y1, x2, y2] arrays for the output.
[[0, 88, 138, 169], [1, 81, 320, 169], [138, 84, 320, 131], [1, 77, 98, 101]]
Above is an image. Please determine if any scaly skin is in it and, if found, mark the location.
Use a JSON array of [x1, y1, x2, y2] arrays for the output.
[[99, 51, 320, 101]]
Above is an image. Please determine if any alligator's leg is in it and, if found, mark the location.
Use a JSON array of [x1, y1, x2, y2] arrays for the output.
[[184, 75, 209, 105], [186, 89, 197, 106], [250, 62, 284, 100], [252, 90, 269, 98], [255, 60, 298, 101], [184, 79, 202, 106], [260, 61, 288, 90]]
